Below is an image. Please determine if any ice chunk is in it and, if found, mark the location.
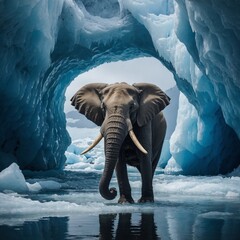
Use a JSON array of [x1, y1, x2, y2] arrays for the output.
[[164, 157, 182, 175], [0, 163, 28, 193], [0, 163, 61, 193], [227, 166, 240, 177], [26, 180, 61, 192], [26, 182, 42, 192]]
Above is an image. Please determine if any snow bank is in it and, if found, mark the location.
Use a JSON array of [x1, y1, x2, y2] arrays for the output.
[[0, 192, 153, 218], [154, 175, 240, 199]]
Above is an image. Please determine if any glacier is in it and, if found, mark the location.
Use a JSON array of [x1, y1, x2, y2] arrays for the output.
[[0, 0, 240, 175]]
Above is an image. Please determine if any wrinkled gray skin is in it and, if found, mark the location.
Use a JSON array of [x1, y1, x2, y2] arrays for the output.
[[71, 83, 170, 203]]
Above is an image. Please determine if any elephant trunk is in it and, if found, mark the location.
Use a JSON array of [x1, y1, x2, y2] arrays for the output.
[[99, 114, 127, 200]]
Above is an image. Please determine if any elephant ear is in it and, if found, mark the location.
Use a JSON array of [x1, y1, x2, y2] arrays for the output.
[[133, 83, 171, 127], [70, 83, 108, 126]]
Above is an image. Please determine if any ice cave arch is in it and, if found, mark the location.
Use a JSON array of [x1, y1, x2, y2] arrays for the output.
[[0, 0, 240, 175]]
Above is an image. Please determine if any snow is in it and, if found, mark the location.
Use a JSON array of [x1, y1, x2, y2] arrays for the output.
[[154, 175, 240, 199], [0, 192, 153, 218]]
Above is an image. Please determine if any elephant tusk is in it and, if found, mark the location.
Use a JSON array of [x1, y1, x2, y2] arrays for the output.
[[129, 130, 148, 155], [81, 133, 103, 155]]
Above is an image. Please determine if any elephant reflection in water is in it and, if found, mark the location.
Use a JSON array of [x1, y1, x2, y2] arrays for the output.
[[71, 83, 170, 203], [99, 213, 159, 240]]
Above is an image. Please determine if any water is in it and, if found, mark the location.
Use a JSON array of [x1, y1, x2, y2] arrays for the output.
[[0, 170, 240, 240]]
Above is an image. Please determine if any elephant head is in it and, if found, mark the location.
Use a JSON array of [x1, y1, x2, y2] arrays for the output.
[[71, 82, 170, 200]]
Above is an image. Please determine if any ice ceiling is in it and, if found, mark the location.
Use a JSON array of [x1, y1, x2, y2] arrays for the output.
[[0, 0, 240, 174]]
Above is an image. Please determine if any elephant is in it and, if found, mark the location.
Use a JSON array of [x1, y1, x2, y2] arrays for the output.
[[71, 82, 170, 203]]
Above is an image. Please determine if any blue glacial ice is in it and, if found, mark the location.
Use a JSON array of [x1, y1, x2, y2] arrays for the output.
[[0, 0, 240, 175]]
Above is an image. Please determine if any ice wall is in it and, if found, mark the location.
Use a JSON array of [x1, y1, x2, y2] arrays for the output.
[[122, 0, 240, 174], [0, 0, 240, 174], [0, 0, 155, 171], [170, 0, 240, 174]]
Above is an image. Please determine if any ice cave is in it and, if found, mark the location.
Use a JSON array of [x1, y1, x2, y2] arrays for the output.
[[1, 0, 240, 175]]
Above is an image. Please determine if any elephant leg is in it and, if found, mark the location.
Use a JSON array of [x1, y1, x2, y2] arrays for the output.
[[152, 154, 160, 179], [136, 123, 154, 203], [152, 112, 167, 178], [152, 139, 164, 178], [138, 157, 153, 203], [116, 152, 134, 204]]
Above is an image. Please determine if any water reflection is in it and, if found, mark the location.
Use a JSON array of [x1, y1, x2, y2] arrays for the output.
[[99, 213, 159, 240], [0, 217, 68, 240], [1, 207, 240, 240]]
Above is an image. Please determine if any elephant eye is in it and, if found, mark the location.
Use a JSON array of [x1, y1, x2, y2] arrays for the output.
[[130, 101, 138, 111]]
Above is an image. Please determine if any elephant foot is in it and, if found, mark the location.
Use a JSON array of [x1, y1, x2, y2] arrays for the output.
[[138, 196, 154, 203], [118, 195, 135, 204]]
